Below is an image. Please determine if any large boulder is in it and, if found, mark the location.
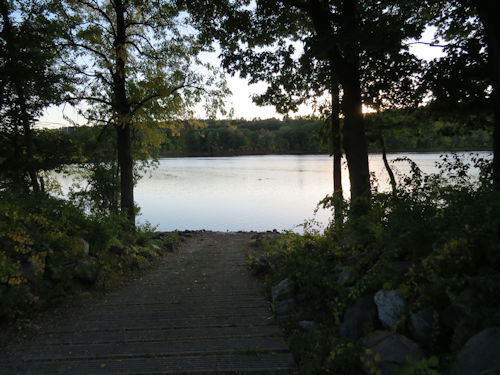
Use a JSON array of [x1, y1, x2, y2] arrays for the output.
[[442, 288, 483, 330], [339, 294, 379, 339], [408, 308, 435, 346], [275, 298, 296, 316], [361, 330, 425, 375], [452, 327, 500, 375], [374, 290, 407, 329], [76, 237, 90, 256], [271, 278, 295, 303], [298, 320, 318, 332], [74, 260, 98, 284]]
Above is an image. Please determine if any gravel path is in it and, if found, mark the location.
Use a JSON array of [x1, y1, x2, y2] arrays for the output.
[[0, 231, 294, 374]]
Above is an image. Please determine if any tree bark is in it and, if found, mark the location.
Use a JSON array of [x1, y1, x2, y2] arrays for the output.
[[380, 132, 397, 194], [339, 0, 371, 209], [474, 1, 500, 190], [1, 0, 39, 192], [116, 123, 135, 226], [114, 0, 135, 228], [329, 58, 343, 223]]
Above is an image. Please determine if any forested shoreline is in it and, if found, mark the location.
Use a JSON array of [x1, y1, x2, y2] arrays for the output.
[[58, 114, 493, 158]]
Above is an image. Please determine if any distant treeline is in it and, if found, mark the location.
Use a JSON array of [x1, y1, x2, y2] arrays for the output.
[[59, 115, 493, 157]]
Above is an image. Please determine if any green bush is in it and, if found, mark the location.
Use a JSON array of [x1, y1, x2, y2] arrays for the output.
[[0, 191, 178, 322], [263, 154, 499, 373]]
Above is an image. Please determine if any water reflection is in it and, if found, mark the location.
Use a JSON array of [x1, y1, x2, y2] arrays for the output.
[[134, 152, 490, 232]]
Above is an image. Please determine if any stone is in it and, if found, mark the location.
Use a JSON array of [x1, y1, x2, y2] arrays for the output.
[[74, 260, 98, 284], [344, 252, 369, 267], [109, 245, 127, 255], [339, 294, 379, 340], [442, 288, 483, 330], [271, 278, 295, 303], [337, 269, 351, 286], [46, 265, 63, 281], [374, 290, 407, 328], [251, 256, 270, 273], [268, 253, 284, 267], [0, 284, 7, 299], [408, 308, 434, 345], [453, 327, 500, 375], [298, 320, 318, 332], [361, 330, 425, 375], [164, 242, 174, 252], [389, 261, 410, 275], [76, 238, 90, 256], [275, 298, 296, 316]]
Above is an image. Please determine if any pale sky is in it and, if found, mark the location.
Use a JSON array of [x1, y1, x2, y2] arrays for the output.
[[38, 28, 445, 128]]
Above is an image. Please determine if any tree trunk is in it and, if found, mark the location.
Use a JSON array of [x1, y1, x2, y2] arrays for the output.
[[116, 123, 135, 226], [330, 58, 343, 223], [474, 1, 500, 190], [114, 0, 135, 229], [380, 132, 397, 194], [1, 0, 39, 192], [340, 0, 371, 211]]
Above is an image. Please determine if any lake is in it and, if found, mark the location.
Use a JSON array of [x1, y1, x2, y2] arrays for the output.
[[131, 152, 491, 232]]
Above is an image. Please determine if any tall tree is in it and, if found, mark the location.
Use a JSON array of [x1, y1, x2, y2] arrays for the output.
[[59, 0, 228, 228], [0, 0, 68, 191], [186, 0, 425, 215], [426, 0, 497, 188], [474, 1, 500, 190]]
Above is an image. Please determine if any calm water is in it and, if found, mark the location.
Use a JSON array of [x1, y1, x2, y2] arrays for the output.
[[132, 152, 490, 232]]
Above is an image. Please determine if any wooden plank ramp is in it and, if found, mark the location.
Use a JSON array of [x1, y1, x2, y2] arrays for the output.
[[0, 232, 295, 374]]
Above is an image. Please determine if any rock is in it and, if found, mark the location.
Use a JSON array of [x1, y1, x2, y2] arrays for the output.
[[268, 252, 284, 267], [295, 292, 307, 303], [109, 245, 127, 255], [74, 260, 97, 284], [164, 242, 174, 253], [20, 262, 36, 283], [361, 330, 425, 375], [142, 250, 156, 261], [251, 256, 270, 273], [337, 269, 351, 286], [442, 288, 483, 330], [271, 278, 295, 303], [0, 284, 7, 299], [76, 238, 90, 256], [46, 265, 63, 282], [339, 294, 379, 339], [275, 298, 296, 316], [298, 320, 318, 332], [374, 290, 407, 329], [408, 308, 434, 345], [453, 327, 500, 375], [389, 261, 410, 275], [344, 252, 369, 267]]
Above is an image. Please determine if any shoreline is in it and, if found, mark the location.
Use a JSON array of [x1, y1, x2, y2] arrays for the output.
[[158, 148, 493, 158]]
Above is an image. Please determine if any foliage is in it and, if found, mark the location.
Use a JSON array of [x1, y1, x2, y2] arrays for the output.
[[262, 153, 499, 373], [0, 191, 179, 323], [0, 0, 72, 190], [55, 0, 230, 227]]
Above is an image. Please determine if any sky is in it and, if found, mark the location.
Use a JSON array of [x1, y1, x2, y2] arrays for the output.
[[37, 28, 445, 128]]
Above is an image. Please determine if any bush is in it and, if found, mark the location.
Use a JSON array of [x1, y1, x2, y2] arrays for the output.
[[262, 154, 500, 373], [0, 191, 178, 323]]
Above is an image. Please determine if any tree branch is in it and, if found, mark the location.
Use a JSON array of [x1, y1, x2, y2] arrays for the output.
[[404, 41, 448, 48], [67, 96, 113, 106]]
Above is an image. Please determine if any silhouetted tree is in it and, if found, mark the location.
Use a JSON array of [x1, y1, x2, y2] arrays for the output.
[[0, 0, 68, 191], [58, 0, 228, 228]]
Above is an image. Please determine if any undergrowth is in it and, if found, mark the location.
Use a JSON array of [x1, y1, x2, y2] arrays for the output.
[[262, 154, 500, 374], [0, 190, 179, 326]]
